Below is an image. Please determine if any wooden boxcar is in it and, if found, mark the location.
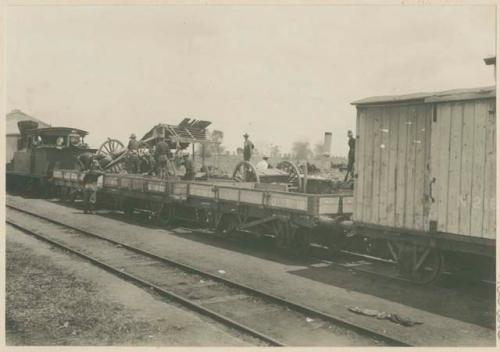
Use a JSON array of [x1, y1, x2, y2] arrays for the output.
[[351, 86, 496, 282]]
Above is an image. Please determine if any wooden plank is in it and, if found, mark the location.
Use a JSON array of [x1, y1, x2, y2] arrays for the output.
[[362, 108, 374, 223], [436, 103, 452, 232], [386, 106, 399, 227], [482, 99, 496, 239], [413, 105, 427, 231], [446, 102, 464, 234], [404, 105, 417, 229], [318, 196, 340, 214], [353, 109, 364, 222], [395, 105, 409, 228], [423, 105, 433, 231], [267, 193, 308, 211], [378, 107, 390, 226], [370, 107, 383, 224], [458, 101, 475, 235], [470, 100, 488, 236]]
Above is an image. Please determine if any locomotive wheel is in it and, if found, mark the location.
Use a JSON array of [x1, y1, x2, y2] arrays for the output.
[[216, 214, 239, 239], [276, 161, 302, 192], [232, 161, 260, 183]]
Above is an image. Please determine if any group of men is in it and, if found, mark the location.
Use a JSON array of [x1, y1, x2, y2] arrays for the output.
[[126, 133, 194, 180]]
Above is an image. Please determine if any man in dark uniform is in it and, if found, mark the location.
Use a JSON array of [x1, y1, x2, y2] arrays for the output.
[[154, 138, 172, 179], [243, 133, 254, 161], [127, 133, 141, 174], [77, 152, 95, 170], [344, 129, 356, 181], [181, 151, 195, 180], [82, 160, 104, 214]]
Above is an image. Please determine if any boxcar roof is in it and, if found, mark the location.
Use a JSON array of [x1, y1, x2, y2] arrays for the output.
[[351, 86, 495, 106]]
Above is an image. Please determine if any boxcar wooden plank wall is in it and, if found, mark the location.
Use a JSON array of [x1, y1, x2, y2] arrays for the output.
[[353, 103, 432, 232], [470, 100, 488, 236], [429, 98, 496, 239], [483, 99, 496, 239]]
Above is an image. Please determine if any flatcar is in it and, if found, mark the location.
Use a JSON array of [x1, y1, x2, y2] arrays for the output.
[[350, 86, 496, 283], [6, 121, 96, 193]]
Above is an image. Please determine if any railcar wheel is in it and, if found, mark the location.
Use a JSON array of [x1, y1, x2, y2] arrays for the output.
[[216, 214, 239, 239], [290, 227, 311, 256], [276, 161, 302, 192], [273, 221, 290, 250], [232, 161, 260, 183], [394, 242, 443, 284], [122, 198, 135, 217]]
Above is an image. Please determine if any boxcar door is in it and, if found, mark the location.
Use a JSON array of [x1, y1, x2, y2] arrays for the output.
[[428, 98, 496, 239], [354, 103, 433, 232]]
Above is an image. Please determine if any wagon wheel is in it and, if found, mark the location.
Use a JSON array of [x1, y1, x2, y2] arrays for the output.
[[98, 138, 125, 158], [232, 161, 260, 183], [97, 138, 127, 174], [393, 242, 443, 284], [277, 161, 302, 192]]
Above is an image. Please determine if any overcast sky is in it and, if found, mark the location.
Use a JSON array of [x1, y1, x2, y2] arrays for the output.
[[6, 5, 496, 156]]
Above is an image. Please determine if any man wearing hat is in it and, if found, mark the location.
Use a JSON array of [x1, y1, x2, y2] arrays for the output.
[[256, 155, 270, 171], [127, 133, 141, 174], [82, 159, 104, 214], [243, 133, 254, 162]]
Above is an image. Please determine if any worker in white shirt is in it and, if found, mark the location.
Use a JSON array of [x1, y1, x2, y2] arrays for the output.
[[256, 155, 270, 171]]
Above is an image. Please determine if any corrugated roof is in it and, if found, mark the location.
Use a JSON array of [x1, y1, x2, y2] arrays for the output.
[[351, 86, 496, 106], [6, 109, 50, 135]]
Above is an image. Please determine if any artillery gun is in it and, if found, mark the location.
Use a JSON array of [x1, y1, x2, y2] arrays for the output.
[[96, 118, 214, 177]]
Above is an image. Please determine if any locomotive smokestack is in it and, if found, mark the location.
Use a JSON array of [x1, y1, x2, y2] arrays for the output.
[[323, 132, 332, 157], [18, 120, 39, 135]]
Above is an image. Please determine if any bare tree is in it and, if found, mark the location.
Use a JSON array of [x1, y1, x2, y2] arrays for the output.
[[291, 140, 313, 160], [313, 142, 324, 158]]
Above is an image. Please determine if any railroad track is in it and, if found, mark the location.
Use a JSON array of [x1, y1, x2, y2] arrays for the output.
[[6, 204, 410, 347]]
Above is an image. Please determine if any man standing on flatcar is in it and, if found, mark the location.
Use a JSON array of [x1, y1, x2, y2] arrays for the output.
[[82, 159, 104, 214], [243, 133, 254, 161], [155, 138, 171, 179], [127, 133, 141, 174], [344, 130, 355, 182], [180, 151, 195, 180]]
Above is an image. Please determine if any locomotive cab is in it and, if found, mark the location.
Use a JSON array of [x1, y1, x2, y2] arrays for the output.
[[7, 125, 96, 191]]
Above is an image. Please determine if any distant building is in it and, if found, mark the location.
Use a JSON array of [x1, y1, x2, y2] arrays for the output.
[[6, 109, 50, 162]]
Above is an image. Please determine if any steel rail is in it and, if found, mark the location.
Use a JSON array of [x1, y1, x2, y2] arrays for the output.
[[6, 204, 411, 347], [6, 218, 283, 347]]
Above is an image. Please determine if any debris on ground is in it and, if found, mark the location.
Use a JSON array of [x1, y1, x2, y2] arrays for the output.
[[348, 306, 423, 327]]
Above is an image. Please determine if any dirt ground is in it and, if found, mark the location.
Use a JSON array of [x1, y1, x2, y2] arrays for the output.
[[6, 227, 250, 346]]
